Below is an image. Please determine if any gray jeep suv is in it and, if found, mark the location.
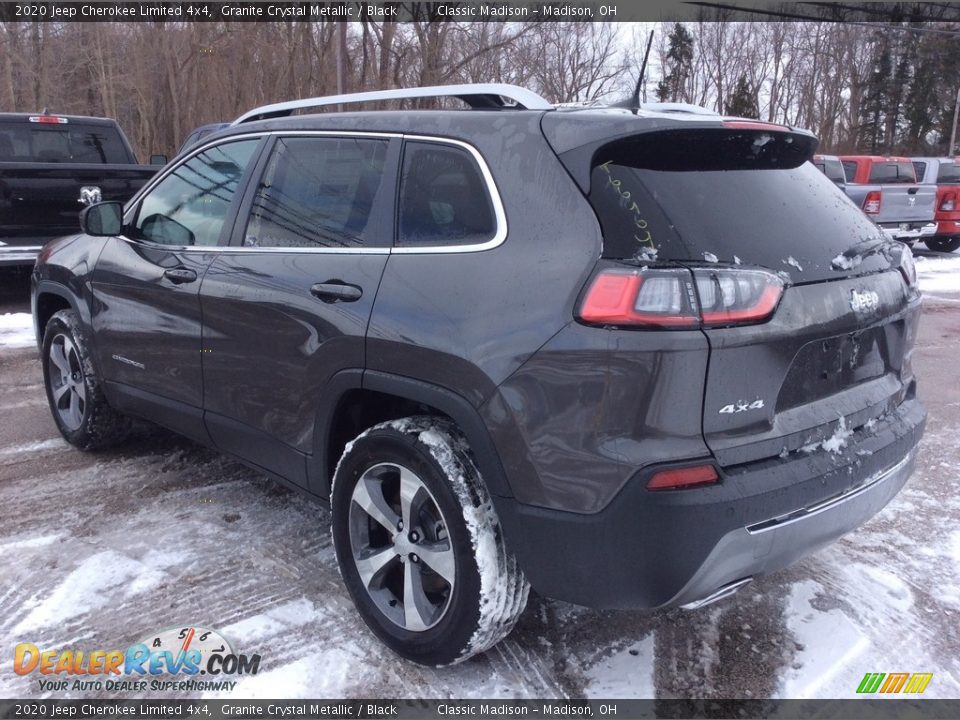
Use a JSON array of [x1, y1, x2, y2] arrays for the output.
[[31, 84, 925, 666]]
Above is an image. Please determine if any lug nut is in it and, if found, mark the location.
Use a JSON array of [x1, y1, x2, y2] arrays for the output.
[[410, 553, 419, 563], [409, 531, 419, 543], [397, 520, 404, 531]]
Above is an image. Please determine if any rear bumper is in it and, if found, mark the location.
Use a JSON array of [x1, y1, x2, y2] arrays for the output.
[[934, 219, 960, 237], [879, 222, 937, 241], [495, 397, 925, 609]]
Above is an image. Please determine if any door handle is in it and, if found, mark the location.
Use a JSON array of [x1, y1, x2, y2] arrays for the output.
[[163, 267, 198, 284], [310, 281, 362, 303]]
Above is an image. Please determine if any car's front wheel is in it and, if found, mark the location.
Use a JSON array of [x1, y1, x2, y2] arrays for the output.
[[41, 309, 130, 450], [331, 416, 529, 666]]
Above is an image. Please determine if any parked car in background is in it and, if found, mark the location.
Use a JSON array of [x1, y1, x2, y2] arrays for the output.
[[911, 157, 960, 253], [813, 153, 847, 189], [0, 112, 163, 267], [839, 155, 937, 244], [178, 122, 230, 155], [32, 85, 925, 666]]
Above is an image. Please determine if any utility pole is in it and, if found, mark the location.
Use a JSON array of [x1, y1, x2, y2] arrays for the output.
[[950, 86, 960, 156]]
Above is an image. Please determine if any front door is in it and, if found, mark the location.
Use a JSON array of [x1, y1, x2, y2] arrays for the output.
[[91, 137, 263, 441]]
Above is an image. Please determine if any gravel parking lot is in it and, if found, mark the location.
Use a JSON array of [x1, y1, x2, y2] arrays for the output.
[[1, 255, 959, 700]]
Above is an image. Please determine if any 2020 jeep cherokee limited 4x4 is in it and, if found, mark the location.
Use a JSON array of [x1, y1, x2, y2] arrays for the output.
[[31, 85, 926, 666]]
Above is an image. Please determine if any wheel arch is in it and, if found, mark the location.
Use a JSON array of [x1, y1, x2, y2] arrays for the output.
[[33, 282, 82, 349], [310, 369, 514, 502]]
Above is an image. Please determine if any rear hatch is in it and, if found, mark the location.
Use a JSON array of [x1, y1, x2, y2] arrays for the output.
[[546, 117, 920, 467]]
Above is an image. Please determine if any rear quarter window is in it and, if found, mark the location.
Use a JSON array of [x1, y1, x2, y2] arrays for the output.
[[397, 141, 496, 248], [868, 161, 916, 184]]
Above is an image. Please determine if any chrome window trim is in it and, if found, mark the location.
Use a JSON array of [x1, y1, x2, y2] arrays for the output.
[[122, 130, 506, 256]]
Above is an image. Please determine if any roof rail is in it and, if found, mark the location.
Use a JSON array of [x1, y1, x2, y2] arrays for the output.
[[232, 83, 553, 125]]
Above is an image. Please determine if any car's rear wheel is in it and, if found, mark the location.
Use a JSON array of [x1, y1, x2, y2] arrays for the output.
[[42, 309, 130, 450], [926, 236, 960, 253], [331, 416, 528, 666]]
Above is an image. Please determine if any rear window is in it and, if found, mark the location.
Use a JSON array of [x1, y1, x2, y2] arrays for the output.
[[841, 161, 857, 182], [586, 130, 888, 283], [0, 120, 132, 164], [937, 162, 960, 184], [868, 161, 916, 184], [815, 158, 845, 184]]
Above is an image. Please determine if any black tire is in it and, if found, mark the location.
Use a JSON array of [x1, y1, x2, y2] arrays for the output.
[[41, 309, 131, 450], [925, 236, 960, 253], [331, 416, 529, 666]]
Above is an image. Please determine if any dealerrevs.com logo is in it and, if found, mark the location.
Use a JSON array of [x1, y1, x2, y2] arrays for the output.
[[14, 626, 261, 693]]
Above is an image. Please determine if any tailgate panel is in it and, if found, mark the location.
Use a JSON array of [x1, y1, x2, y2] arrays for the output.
[[702, 271, 919, 466]]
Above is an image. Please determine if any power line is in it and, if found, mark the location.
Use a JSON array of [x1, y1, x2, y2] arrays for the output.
[[686, 2, 960, 36]]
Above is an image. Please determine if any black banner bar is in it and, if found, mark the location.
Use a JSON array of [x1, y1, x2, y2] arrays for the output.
[[4, 1, 960, 24], [3, 699, 960, 720]]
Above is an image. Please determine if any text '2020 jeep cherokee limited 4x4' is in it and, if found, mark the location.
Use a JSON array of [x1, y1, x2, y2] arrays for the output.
[[31, 84, 926, 666]]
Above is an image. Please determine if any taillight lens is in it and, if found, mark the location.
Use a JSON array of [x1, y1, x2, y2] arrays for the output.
[[647, 464, 719, 491], [863, 191, 882, 214], [940, 191, 956, 212], [578, 266, 784, 329]]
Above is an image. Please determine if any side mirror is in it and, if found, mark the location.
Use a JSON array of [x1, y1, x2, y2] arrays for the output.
[[80, 202, 123, 237], [150, 154, 168, 165]]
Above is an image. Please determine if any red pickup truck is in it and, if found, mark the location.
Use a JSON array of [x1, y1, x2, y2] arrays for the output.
[[912, 157, 960, 253]]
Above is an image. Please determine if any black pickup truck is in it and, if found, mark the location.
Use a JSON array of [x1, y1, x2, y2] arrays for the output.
[[0, 113, 161, 266]]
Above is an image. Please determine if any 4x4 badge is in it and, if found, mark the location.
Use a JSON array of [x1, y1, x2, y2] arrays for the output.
[[719, 399, 765, 414]]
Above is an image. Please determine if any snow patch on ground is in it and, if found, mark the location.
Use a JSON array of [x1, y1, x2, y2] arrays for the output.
[[0, 439, 64, 458], [0, 313, 34, 349], [778, 579, 869, 699], [916, 253, 960, 294], [220, 598, 321, 645], [583, 634, 655, 698], [15, 550, 174, 633]]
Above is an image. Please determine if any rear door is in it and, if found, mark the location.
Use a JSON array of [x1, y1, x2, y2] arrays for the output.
[[578, 127, 919, 467], [200, 133, 397, 488], [91, 137, 263, 441]]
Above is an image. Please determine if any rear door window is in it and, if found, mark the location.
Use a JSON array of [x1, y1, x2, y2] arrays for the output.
[[397, 141, 497, 247], [586, 129, 888, 283], [244, 136, 390, 249]]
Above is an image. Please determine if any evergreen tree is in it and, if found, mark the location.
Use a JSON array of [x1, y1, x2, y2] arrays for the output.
[[656, 23, 694, 103], [724, 74, 759, 118]]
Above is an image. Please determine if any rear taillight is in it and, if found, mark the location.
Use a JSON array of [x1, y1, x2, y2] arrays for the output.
[[647, 464, 719, 491], [940, 191, 956, 212], [578, 266, 784, 329], [863, 191, 882, 215]]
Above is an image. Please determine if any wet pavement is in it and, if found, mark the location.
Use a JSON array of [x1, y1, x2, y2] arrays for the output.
[[1, 258, 959, 700]]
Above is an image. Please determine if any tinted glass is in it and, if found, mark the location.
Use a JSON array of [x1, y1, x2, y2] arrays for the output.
[[588, 131, 889, 283], [397, 142, 496, 247], [841, 161, 857, 182], [0, 121, 132, 163], [937, 162, 960, 183], [245, 137, 388, 249], [134, 139, 259, 247], [823, 159, 846, 184], [868, 161, 916, 183], [913, 161, 927, 181]]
